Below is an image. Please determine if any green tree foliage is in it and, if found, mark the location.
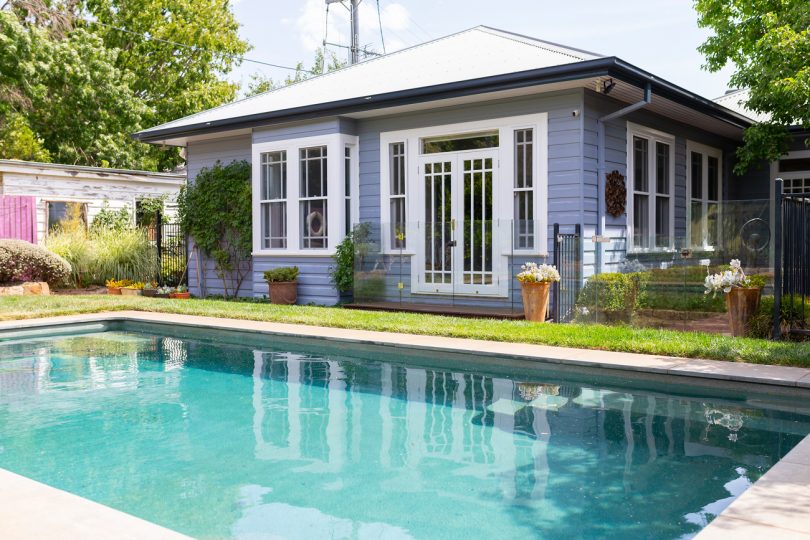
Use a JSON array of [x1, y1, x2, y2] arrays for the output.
[[695, 0, 810, 172], [177, 160, 251, 298], [0, 0, 248, 170], [83, 0, 249, 170], [0, 112, 50, 162], [245, 48, 347, 98], [91, 200, 132, 231]]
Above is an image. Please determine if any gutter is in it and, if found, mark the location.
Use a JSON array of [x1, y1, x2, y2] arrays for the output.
[[595, 83, 653, 273], [133, 57, 752, 144]]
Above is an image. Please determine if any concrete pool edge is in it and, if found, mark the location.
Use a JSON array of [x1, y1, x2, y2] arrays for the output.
[[0, 468, 191, 539], [2, 310, 810, 539]]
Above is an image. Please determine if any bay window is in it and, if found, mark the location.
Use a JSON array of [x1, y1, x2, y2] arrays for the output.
[[687, 142, 722, 249], [628, 124, 674, 250]]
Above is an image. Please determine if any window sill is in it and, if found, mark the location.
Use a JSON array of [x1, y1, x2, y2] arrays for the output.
[[252, 250, 336, 257]]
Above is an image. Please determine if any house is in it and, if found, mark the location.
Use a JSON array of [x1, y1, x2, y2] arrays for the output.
[[0, 159, 185, 243], [134, 26, 802, 309]]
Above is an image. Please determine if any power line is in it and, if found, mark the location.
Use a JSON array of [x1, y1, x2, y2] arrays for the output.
[[376, 0, 386, 53], [84, 18, 314, 74]]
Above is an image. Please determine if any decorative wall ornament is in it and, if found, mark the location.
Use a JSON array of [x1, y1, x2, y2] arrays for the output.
[[605, 170, 627, 218]]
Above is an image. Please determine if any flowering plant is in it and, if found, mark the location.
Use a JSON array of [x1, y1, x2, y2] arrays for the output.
[[704, 259, 754, 296], [517, 262, 560, 283]]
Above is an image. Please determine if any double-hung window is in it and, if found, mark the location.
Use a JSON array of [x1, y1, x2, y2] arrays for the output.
[[260, 151, 287, 249], [688, 143, 722, 249], [389, 142, 406, 248], [344, 146, 352, 235], [513, 128, 534, 249], [300, 146, 328, 249], [628, 125, 674, 250]]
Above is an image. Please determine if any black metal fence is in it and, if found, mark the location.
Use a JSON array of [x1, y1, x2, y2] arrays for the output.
[[773, 179, 810, 338], [552, 223, 581, 322], [148, 214, 188, 287]]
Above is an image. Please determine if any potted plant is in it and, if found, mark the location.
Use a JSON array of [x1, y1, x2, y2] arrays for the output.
[[264, 266, 299, 305], [155, 285, 173, 298], [121, 281, 145, 296], [106, 279, 132, 295], [517, 262, 561, 322], [704, 259, 764, 337], [169, 285, 190, 299], [142, 281, 158, 297]]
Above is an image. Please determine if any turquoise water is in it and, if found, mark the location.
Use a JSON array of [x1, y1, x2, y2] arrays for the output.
[[0, 328, 809, 539]]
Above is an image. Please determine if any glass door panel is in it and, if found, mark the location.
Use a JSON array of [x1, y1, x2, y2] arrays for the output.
[[422, 159, 453, 292], [461, 155, 494, 288]]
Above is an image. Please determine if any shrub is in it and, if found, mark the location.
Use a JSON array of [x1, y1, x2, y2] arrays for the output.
[[330, 222, 373, 294], [0, 240, 71, 284], [264, 266, 299, 283], [91, 200, 132, 231], [576, 271, 650, 321], [747, 295, 810, 340]]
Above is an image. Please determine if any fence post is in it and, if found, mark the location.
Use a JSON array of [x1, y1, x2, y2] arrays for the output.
[[552, 223, 560, 322], [773, 179, 783, 340], [155, 211, 163, 286]]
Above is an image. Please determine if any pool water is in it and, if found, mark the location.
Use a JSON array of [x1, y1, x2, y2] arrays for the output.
[[0, 328, 809, 539]]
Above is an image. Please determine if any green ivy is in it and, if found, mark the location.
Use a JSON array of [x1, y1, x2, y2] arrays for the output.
[[177, 160, 251, 298], [136, 194, 168, 226]]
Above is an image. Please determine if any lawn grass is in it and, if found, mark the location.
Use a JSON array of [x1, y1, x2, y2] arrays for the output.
[[1, 295, 809, 367]]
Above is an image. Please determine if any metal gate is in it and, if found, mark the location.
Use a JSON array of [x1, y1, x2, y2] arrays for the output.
[[773, 179, 810, 338], [148, 213, 188, 287], [552, 223, 581, 322]]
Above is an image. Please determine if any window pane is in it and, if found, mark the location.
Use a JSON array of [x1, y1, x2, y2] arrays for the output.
[[707, 156, 719, 201], [344, 147, 351, 196], [707, 202, 719, 246], [655, 196, 670, 248], [390, 142, 405, 195], [633, 194, 649, 248], [389, 142, 406, 249], [422, 131, 499, 154], [262, 201, 287, 249], [261, 151, 286, 200], [390, 197, 405, 249], [301, 198, 327, 249], [655, 142, 669, 194], [633, 137, 648, 192], [691, 152, 703, 199], [48, 202, 86, 231], [690, 201, 703, 246], [513, 191, 534, 250], [514, 128, 533, 188], [300, 146, 327, 198]]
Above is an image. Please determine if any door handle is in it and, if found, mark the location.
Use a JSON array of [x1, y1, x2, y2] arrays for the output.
[[447, 240, 457, 248]]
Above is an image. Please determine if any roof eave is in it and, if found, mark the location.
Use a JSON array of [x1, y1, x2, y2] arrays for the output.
[[133, 57, 753, 144]]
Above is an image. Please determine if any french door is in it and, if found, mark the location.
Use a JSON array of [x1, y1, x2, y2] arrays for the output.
[[418, 149, 500, 295]]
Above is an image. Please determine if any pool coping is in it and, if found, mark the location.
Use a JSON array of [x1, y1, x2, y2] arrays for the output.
[[2, 310, 810, 538]]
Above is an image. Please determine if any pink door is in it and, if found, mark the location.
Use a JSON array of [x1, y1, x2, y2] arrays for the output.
[[0, 195, 37, 243]]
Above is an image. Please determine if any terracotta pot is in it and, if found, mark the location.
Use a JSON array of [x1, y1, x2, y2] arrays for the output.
[[120, 288, 142, 296], [142, 289, 157, 298], [107, 287, 122, 295], [170, 292, 191, 299], [726, 287, 762, 337], [521, 281, 552, 322], [268, 281, 297, 305]]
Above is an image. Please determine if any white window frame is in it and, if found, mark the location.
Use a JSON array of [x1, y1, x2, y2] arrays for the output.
[[252, 133, 358, 256], [379, 112, 549, 256], [626, 122, 676, 252], [686, 140, 723, 250], [258, 150, 288, 250]]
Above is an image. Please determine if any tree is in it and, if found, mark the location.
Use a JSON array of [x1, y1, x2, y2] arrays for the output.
[[82, 0, 250, 170], [695, 0, 810, 173], [244, 48, 347, 98], [0, 10, 147, 167]]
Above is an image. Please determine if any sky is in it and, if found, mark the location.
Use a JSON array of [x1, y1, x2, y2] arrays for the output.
[[230, 0, 736, 100]]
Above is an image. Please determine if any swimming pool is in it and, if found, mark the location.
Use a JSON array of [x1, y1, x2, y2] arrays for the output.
[[1, 323, 809, 539]]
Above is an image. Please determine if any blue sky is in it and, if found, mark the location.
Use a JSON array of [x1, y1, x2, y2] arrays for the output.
[[230, 0, 735, 99]]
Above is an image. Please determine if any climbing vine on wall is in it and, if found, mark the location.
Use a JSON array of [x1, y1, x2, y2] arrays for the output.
[[177, 160, 252, 298], [605, 170, 627, 218]]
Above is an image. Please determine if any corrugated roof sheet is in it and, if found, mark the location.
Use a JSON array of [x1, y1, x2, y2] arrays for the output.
[[712, 89, 770, 123], [137, 26, 602, 136]]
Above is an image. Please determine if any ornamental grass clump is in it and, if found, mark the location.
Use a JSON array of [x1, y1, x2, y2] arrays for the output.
[[516, 262, 561, 283], [0, 240, 71, 284]]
